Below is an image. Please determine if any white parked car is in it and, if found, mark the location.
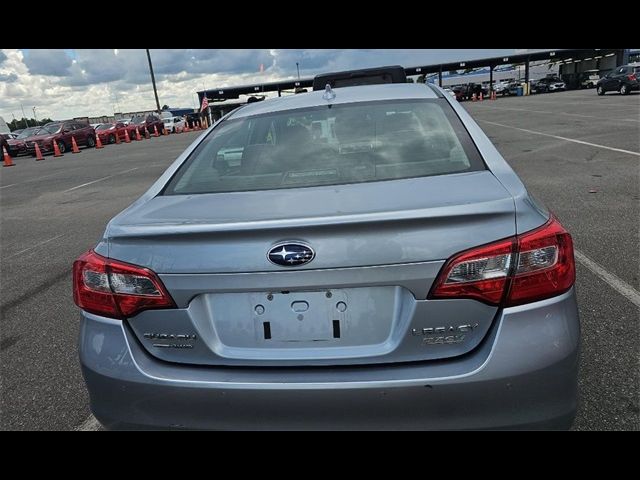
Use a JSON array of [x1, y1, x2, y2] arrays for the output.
[[163, 116, 186, 133], [579, 70, 600, 89], [443, 88, 457, 98]]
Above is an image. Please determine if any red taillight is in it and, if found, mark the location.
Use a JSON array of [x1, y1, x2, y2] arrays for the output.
[[427, 238, 515, 304], [628, 74, 637, 81], [429, 216, 575, 307], [73, 250, 176, 319], [505, 216, 575, 306]]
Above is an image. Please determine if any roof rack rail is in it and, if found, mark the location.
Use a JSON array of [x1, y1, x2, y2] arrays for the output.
[[425, 82, 444, 98]]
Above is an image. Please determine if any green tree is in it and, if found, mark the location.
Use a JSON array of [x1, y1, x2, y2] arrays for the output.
[[9, 117, 55, 131]]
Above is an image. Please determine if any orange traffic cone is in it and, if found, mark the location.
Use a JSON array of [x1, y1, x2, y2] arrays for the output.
[[2, 146, 15, 167], [95, 135, 104, 149], [52, 140, 63, 157], [153, 125, 159, 137], [472, 93, 477, 102], [144, 128, 150, 140], [115, 130, 121, 144], [203, 118, 208, 129], [71, 136, 81, 153], [184, 121, 189, 132], [163, 126, 169, 136], [135, 128, 142, 141], [124, 129, 131, 143], [479, 92, 483, 101], [34, 143, 45, 161]]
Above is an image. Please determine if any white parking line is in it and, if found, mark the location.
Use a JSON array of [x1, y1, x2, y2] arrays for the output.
[[64, 167, 140, 192], [479, 120, 640, 157], [5, 234, 66, 259], [574, 249, 640, 308], [76, 414, 101, 431], [0, 171, 70, 190], [523, 99, 640, 109], [474, 104, 639, 123]]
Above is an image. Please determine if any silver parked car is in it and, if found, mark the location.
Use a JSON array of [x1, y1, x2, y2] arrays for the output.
[[75, 78, 579, 430]]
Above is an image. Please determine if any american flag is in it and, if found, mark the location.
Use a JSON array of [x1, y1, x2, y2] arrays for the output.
[[200, 95, 209, 112]]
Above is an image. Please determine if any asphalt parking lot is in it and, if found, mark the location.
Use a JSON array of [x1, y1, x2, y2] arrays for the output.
[[1, 89, 638, 430]]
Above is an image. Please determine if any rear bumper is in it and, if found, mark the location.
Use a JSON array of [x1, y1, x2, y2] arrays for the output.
[[80, 289, 580, 430]]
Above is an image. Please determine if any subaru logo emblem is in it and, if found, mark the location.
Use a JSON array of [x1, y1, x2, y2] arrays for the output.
[[268, 242, 315, 267]]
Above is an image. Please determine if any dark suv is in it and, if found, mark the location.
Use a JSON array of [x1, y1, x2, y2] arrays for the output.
[[596, 64, 640, 95], [26, 120, 96, 155], [129, 114, 165, 136], [451, 83, 483, 101]]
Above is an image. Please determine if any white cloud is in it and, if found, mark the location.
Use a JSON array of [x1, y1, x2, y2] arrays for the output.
[[1, 49, 548, 121]]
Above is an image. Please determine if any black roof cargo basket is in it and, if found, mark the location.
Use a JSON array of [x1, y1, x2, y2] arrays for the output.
[[312, 65, 407, 91]]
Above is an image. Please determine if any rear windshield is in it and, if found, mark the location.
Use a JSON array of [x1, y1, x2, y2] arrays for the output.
[[163, 99, 485, 195], [43, 124, 62, 134], [96, 124, 113, 131], [17, 127, 41, 138]]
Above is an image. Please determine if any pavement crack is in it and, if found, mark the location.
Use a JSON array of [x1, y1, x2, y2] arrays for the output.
[[0, 269, 73, 318], [0, 334, 22, 352]]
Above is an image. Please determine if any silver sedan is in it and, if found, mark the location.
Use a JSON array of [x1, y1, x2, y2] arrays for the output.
[[74, 79, 579, 430]]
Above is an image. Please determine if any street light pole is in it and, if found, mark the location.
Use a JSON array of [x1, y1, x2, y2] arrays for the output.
[[296, 62, 300, 80], [32, 106, 37, 123], [146, 49, 162, 116], [20, 103, 29, 128]]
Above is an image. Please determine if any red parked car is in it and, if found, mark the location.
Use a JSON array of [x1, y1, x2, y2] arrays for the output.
[[5, 127, 43, 156], [26, 120, 96, 155], [95, 122, 131, 144], [0, 133, 9, 157], [129, 114, 165, 136]]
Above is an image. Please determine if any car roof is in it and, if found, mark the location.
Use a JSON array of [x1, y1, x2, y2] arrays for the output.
[[228, 83, 438, 120]]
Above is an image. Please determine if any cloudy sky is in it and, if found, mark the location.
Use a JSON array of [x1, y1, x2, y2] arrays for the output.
[[0, 49, 541, 120]]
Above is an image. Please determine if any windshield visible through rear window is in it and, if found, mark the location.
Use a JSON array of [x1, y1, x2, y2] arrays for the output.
[[163, 99, 485, 195], [43, 124, 62, 134]]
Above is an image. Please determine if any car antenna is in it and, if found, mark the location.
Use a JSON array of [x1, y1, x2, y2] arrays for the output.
[[323, 83, 336, 102]]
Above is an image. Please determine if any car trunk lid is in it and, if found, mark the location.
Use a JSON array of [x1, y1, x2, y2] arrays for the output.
[[110, 170, 516, 366]]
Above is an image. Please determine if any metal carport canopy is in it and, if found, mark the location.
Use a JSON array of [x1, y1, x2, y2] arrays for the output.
[[403, 48, 623, 75], [198, 78, 313, 102], [197, 49, 624, 101]]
